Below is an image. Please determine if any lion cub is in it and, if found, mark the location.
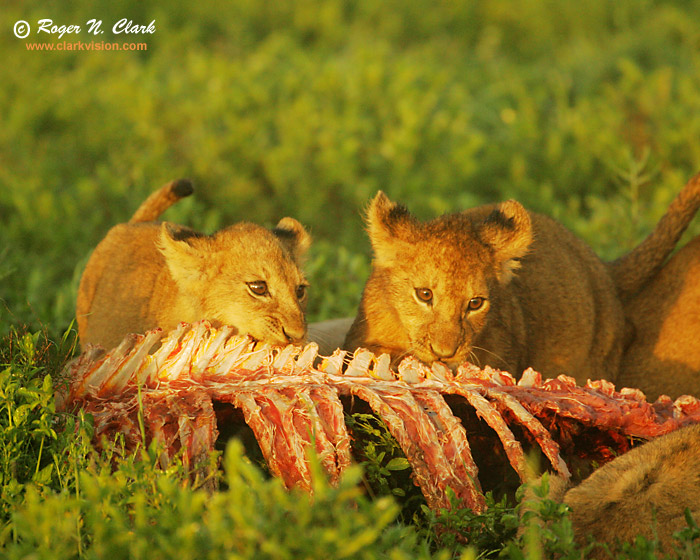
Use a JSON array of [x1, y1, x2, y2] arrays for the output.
[[344, 193, 625, 383], [618, 234, 700, 400], [77, 179, 311, 350], [548, 424, 700, 554]]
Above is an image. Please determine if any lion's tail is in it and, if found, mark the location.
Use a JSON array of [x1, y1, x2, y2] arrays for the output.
[[129, 178, 194, 223], [609, 171, 700, 300]]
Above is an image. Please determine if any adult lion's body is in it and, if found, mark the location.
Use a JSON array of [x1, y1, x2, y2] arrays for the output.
[[563, 424, 700, 555], [77, 180, 311, 350], [345, 194, 624, 384], [618, 234, 700, 400]]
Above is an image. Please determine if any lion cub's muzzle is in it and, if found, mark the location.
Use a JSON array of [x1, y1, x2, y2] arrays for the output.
[[427, 328, 463, 362], [282, 323, 307, 345]]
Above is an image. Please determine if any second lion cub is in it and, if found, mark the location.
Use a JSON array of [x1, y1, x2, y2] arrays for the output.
[[345, 193, 623, 383], [77, 179, 311, 350]]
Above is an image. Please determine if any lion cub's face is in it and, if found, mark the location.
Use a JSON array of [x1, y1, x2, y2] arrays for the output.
[[354, 192, 532, 366], [158, 217, 310, 345]]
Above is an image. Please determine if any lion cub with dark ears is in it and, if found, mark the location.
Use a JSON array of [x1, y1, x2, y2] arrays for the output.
[[345, 173, 700, 384], [345, 193, 623, 383], [77, 179, 311, 350]]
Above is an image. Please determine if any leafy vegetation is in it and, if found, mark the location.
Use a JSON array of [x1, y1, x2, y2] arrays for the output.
[[2, 0, 700, 556]]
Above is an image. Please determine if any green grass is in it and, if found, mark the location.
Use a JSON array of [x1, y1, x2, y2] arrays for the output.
[[2, 0, 700, 556]]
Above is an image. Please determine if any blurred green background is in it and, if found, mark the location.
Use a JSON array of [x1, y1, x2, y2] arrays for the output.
[[2, 0, 700, 337]]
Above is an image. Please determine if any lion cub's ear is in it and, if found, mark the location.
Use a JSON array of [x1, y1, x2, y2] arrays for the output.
[[157, 222, 208, 289], [273, 217, 311, 263], [478, 200, 533, 282], [366, 191, 416, 265]]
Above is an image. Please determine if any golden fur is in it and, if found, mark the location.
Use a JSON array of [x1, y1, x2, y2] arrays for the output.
[[618, 234, 700, 400], [542, 424, 700, 555], [77, 180, 311, 350], [344, 192, 625, 383]]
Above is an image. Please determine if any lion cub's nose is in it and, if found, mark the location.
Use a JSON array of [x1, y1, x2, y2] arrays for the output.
[[283, 325, 306, 345], [430, 342, 458, 361]]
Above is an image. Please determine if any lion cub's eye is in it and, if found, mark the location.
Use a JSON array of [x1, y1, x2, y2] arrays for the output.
[[415, 288, 433, 303], [468, 297, 485, 311], [247, 281, 268, 296], [296, 285, 307, 301]]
